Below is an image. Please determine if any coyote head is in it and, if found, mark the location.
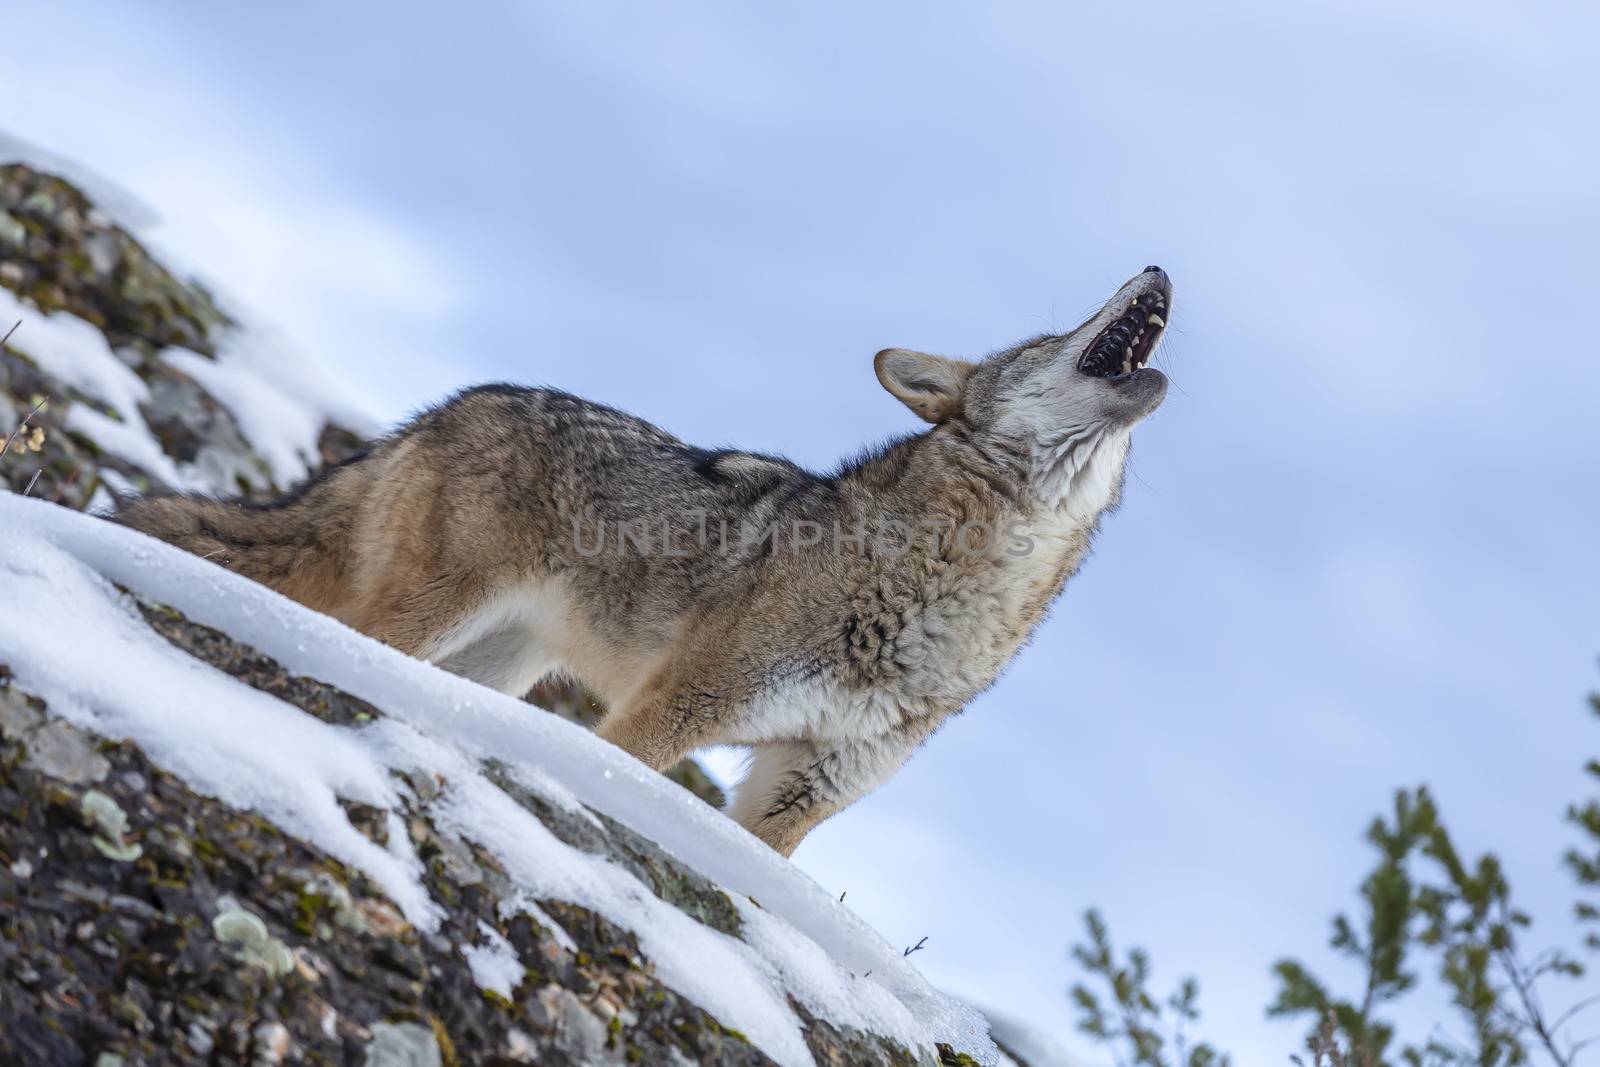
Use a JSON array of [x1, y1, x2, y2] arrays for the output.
[[875, 265, 1172, 501]]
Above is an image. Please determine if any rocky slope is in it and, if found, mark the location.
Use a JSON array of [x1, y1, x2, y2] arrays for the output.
[[0, 150, 1032, 1066], [0, 599, 946, 1067]]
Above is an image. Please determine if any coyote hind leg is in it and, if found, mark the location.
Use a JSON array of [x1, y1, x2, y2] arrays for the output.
[[348, 568, 491, 657], [595, 686, 724, 774]]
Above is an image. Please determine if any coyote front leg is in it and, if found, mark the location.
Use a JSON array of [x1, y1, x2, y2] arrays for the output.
[[597, 676, 934, 855], [729, 726, 932, 856]]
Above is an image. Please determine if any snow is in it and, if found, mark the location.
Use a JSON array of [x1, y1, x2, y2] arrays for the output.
[[1, 278, 388, 497], [205, 322, 385, 443], [0, 284, 381, 495], [517, 900, 579, 953], [0, 493, 998, 1067], [162, 322, 386, 488], [0, 289, 148, 424], [63, 405, 191, 489], [0, 153, 382, 497], [161, 346, 330, 488], [93, 467, 140, 501], [981, 1006, 1084, 1067], [0, 285, 202, 491], [85, 483, 115, 516], [0, 518, 441, 924], [464, 920, 524, 1000]]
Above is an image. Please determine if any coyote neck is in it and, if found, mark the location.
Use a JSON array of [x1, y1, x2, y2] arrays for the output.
[[836, 421, 1128, 556]]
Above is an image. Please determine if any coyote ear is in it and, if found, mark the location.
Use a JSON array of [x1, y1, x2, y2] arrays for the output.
[[874, 348, 975, 424]]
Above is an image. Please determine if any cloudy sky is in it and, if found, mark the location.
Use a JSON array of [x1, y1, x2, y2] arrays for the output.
[[6, 2, 1598, 1061]]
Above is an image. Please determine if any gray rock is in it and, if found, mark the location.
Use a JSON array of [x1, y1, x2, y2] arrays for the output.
[[186, 1020, 216, 1056], [138, 363, 270, 493], [504, 1028, 538, 1063], [0, 210, 25, 246], [58, 880, 109, 907], [251, 1020, 291, 1066], [84, 231, 118, 275], [0, 686, 44, 738], [429, 828, 484, 887], [526, 985, 620, 1065], [20, 190, 56, 216], [363, 1021, 443, 1067], [22, 719, 110, 784], [109, 893, 161, 921]]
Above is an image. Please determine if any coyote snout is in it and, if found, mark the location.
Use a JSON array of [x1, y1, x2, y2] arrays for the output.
[[119, 267, 1176, 855]]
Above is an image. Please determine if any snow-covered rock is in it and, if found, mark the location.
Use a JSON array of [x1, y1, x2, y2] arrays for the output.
[[0, 151, 1021, 1065]]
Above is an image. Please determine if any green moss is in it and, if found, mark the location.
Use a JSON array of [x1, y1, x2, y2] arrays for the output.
[[428, 1015, 459, 1067], [293, 890, 330, 937]]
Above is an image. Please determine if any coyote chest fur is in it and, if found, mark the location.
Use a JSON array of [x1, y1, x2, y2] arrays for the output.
[[121, 267, 1174, 854]]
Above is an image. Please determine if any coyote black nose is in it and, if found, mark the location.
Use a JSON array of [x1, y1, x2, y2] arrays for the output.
[[1142, 264, 1164, 275]]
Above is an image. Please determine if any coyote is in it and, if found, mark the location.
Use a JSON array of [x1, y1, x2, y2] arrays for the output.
[[119, 266, 1173, 854]]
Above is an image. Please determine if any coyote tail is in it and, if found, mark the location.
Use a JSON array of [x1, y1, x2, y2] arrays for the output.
[[114, 458, 366, 614]]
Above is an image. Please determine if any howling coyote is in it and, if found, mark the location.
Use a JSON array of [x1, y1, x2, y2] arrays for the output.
[[120, 266, 1174, 854]]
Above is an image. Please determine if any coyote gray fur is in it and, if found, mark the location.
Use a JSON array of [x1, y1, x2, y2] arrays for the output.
[[118, 266, 1174, 855]]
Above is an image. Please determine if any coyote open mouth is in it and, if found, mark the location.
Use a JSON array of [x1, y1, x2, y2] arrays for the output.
[[1078, 272, 1171, 379]]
